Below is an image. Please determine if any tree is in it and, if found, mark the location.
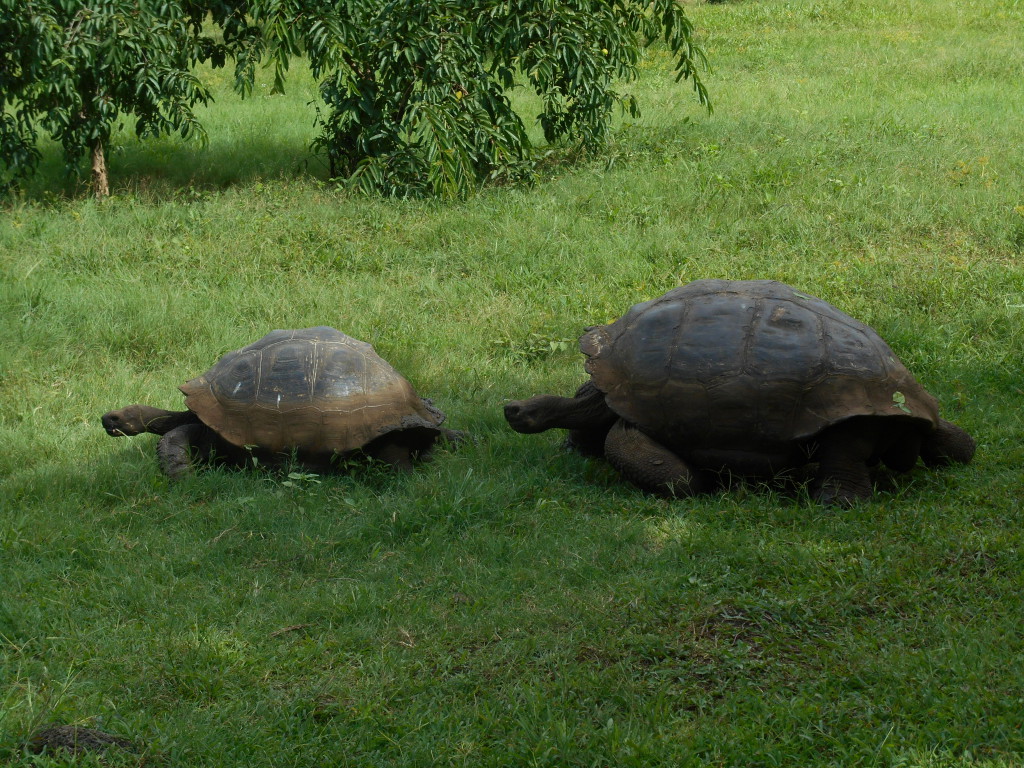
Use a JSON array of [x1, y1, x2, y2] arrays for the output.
[[3, 0, 709, 199], [0, 3, 50, 190], [1, 0, 230, 197], [280, 0, 711, 198]]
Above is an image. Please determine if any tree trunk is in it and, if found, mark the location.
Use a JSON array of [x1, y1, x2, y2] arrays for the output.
[[91, 138, 109, 199]]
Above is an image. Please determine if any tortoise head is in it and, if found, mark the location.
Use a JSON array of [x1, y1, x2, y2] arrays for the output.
[[101, 405, 172, 436], [503, 397, 553, 433]]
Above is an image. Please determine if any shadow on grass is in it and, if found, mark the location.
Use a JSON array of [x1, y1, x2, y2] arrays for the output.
[[12, 133, 330, 205], [500, 433, 982, 512], [81, 442, 419, 495], [6, 113, 719, 206]]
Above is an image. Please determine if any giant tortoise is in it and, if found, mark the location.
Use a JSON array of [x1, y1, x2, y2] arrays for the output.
[[103, 327, 459, 477], [504, 280, 975, 505]]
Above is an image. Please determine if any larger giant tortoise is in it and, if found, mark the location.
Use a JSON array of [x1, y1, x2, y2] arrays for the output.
[[103, 327, 459, 477], [504, 280, 975, 505]]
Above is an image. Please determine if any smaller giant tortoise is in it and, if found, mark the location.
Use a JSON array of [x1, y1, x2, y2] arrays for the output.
[[103, 327, 460, 477], [504, 280, 975, 505]]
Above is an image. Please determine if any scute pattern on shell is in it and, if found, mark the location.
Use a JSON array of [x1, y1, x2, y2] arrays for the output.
[[180, 327, 443, 454], [581, 280, 939, 454]]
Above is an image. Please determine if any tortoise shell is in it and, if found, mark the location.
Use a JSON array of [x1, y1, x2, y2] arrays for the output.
[[179, 327, 444, 454], [581, 280, 939, 455]]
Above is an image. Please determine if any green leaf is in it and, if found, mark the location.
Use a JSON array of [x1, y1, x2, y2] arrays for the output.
[[892, 391, 913, 414]]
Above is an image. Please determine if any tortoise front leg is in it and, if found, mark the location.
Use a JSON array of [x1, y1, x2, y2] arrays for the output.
[[809, 420, 877, 505], [603, 419, 704, 497], [157, 423, 211, 478], [565, 381, 619, 456]]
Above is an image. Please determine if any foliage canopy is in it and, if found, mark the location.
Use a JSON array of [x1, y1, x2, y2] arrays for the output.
[[0, 0, 231, 195], [300, 0, 710, 198], [1, 0, 709, 198]]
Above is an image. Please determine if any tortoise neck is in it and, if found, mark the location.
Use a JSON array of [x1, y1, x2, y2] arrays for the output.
[[505, 380, 616, 433], [137, 407, 201, 435]]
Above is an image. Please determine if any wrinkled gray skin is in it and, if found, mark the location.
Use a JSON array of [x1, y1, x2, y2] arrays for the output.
[[505, 380, 976, 506]]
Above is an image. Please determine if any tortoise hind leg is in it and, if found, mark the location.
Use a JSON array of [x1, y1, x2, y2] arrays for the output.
[[920, 418, 976, 467], [365, 441, 415, 472], [414, 428, 468, 463], [157, 423, 213, 479], [809, 420, 877, 506], [364, 427, 456, 470], [603, 420, 703, 497]]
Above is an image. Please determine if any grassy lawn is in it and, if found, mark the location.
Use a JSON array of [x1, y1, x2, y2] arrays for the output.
[[2, 0, 1023, 765]]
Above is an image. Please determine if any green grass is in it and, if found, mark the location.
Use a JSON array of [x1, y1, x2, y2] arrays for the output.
[[2, 0, 1023, 765]]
